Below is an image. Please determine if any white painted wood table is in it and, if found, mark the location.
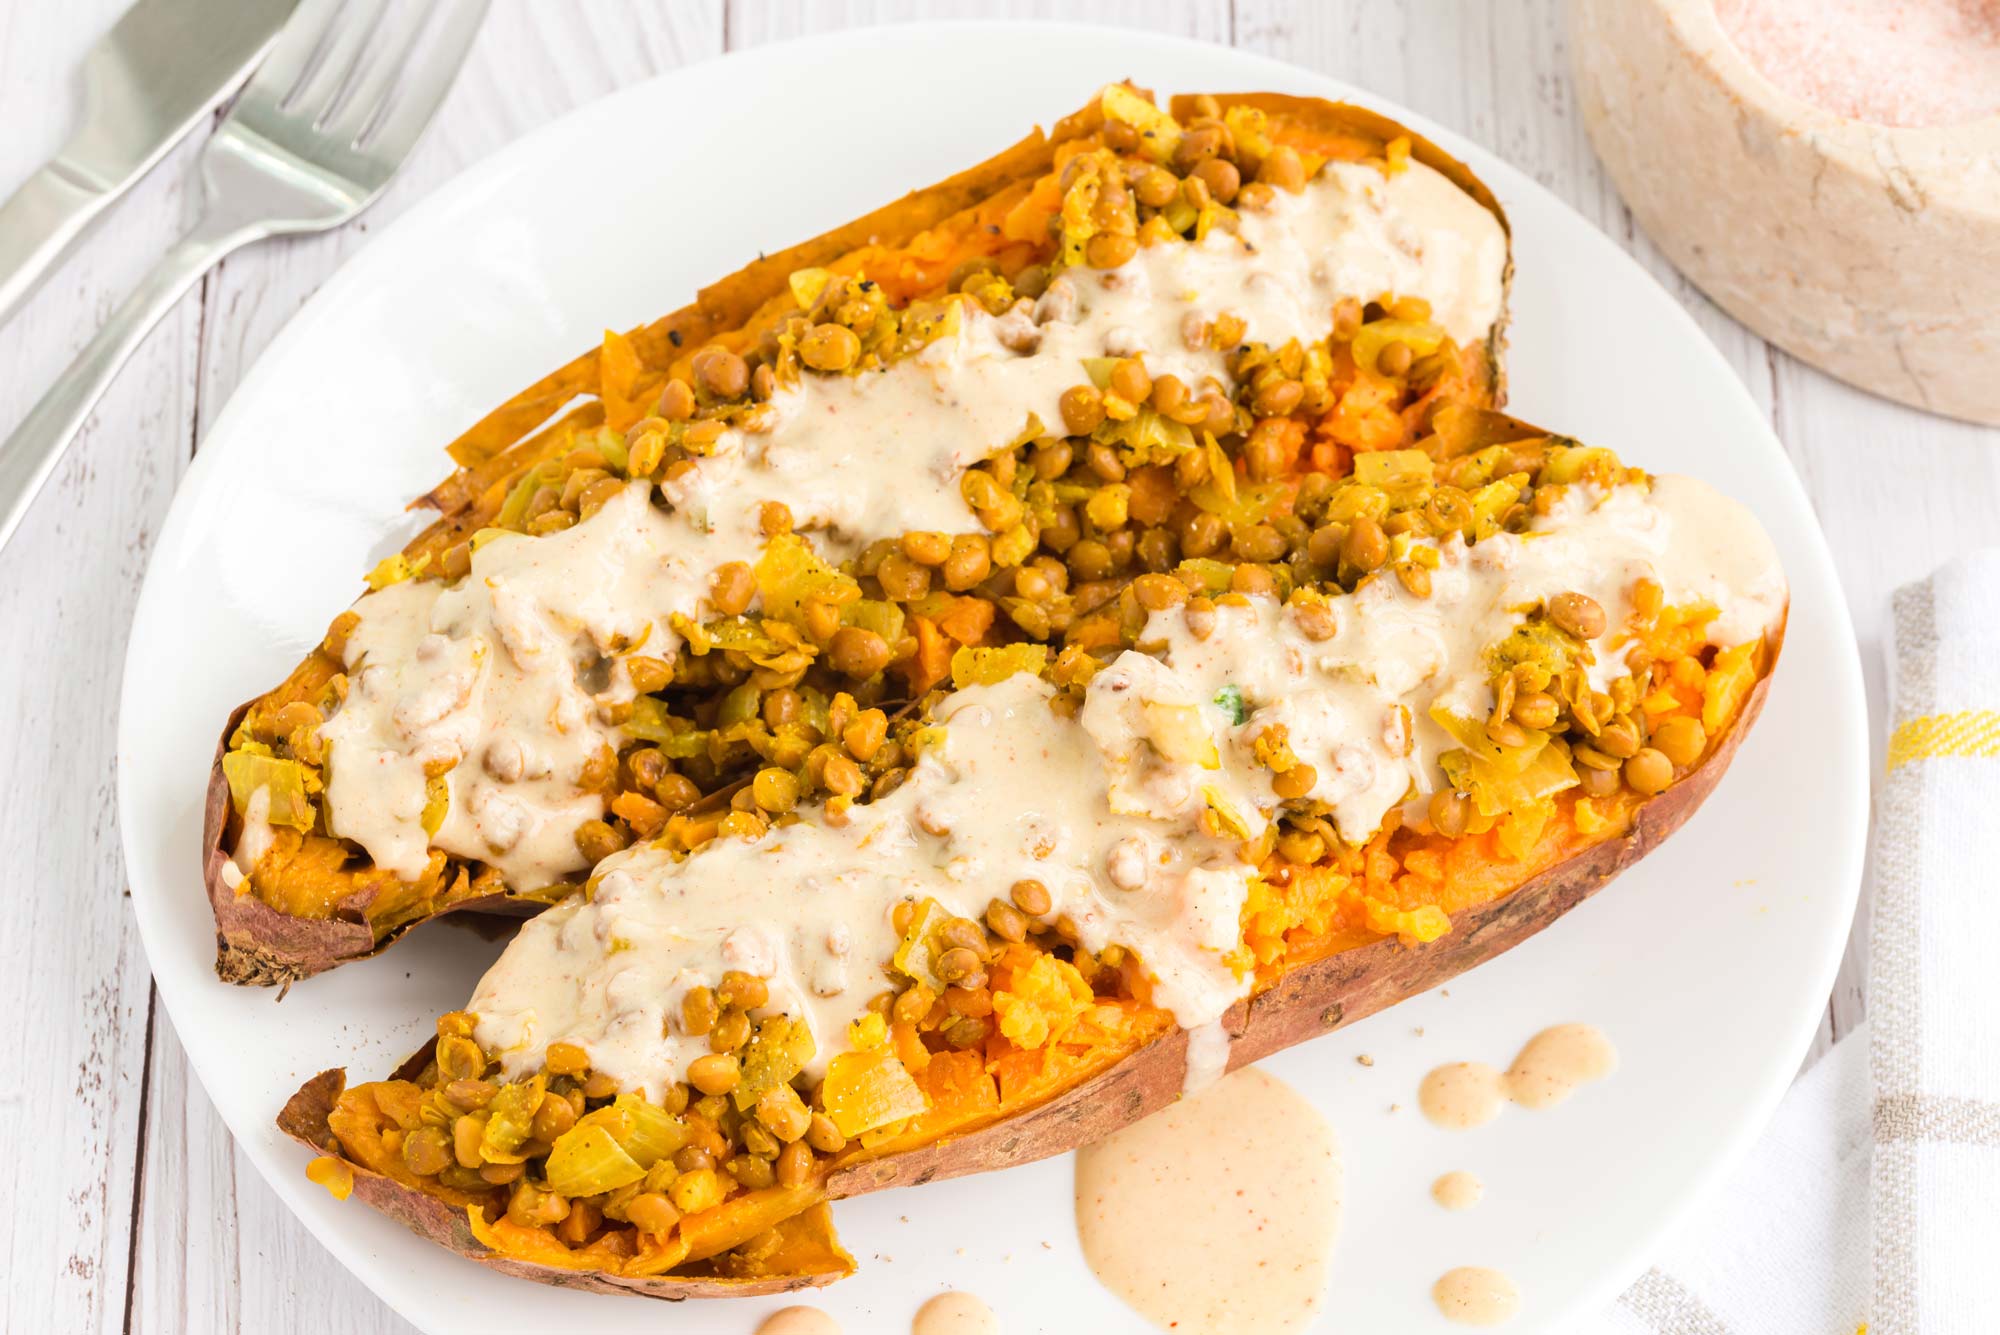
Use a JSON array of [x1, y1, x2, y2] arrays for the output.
[[3, 2, 1991, 1330]]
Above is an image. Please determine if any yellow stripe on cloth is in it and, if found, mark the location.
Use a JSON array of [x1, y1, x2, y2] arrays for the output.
[[1887, 710, 2000, 770]]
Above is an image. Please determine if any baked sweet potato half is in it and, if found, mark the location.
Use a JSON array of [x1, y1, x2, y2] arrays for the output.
[[278, 403, 1787, 1295], [204, 86, 1516, 985]]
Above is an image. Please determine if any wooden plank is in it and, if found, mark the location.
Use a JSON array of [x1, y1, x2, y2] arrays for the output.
[[0, 2, 213, 1332], [127, 1010, 248, 1333]]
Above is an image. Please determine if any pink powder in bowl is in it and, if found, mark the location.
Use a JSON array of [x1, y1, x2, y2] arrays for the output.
[[1714, 0, 2000, 127]]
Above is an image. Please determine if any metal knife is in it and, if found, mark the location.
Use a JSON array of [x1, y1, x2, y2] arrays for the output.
[[0, 0, 299, 328]]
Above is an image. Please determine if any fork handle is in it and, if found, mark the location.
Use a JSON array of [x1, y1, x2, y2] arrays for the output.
[[0, 215, 249, 555], [0, 163, 112, 330]]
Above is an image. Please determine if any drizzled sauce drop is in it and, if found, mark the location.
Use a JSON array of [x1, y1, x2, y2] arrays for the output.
[[1076, 1066, 1342, 1334], [1419, 1024, 1618, 1130], [1431, 1170, 1485, 1211], [1433, 1266, 1521, 1325], [911, 1291, 998, 1335], [756, 1307, 841, 1335]]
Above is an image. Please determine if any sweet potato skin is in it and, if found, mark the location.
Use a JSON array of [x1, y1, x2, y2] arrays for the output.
[[205, 705, 534, 987], [203, 90, 1517, 986], [278, 614, 1778, 1293]]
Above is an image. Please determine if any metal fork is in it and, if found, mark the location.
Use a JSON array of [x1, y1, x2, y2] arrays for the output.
[[0, 0, 489, 556]]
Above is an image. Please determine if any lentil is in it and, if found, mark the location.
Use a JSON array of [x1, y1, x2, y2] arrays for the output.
[[691, 347, 748, 398], [1548, 591, 1608, 640], [687, 1053, 741, 1096], [828, 627, 892, 677], [1624, 748, 1674, 795], [710, 562, 756, 616], [710, 1008, 751, 1053], [1653, 716, 1707, 768]]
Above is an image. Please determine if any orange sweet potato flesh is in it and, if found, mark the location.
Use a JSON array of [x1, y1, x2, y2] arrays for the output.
[[203, 89, 1514, 986], [278, 602, 1781, 1295]]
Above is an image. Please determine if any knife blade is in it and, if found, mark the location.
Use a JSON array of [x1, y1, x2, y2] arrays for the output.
[[0, 0, 299, 328]]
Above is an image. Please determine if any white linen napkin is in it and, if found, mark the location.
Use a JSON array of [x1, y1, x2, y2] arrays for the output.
[[1595, 552, 2000, 1335]]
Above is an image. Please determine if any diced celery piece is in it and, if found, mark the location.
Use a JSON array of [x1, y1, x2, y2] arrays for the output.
[[478, 1077, 545, 1163], [1351, 318, 1445, 372], [733, 1018, 817, 1113], [221, 752, 315, 830], [841, 599, 905, 647], [364, 551, 430, 591], [1100, 84, 1182, 164], [949, 643, 1048, 689], [820, 1050, 927, 1138], [1440, 735, 1578, 820], [1354, 449, 1434, 491], [605, 1094, 691, 1166], [756, 533, 858, 623], [892, 899, 950, 990], [545, 1123, 645, 1196]]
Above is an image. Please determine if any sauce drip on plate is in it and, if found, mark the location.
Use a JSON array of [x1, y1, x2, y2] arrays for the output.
[[911, 1291, 999, 1335], [1419, 1024, 1618, 1129], [1433, 1266, 1521, 1326], [1075, 1066, 1341, 1333], [1431, 1170, 1485, 1211], [756, 1308, 842, 1335]]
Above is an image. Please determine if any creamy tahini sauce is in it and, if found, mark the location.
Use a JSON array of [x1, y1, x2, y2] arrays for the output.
[[1418, 1063, 1509, 1131], [1431, 1170, 1485, 1211], [302, 159, 1507, 894], [468, 479, 1772, 1099], [1433, 1266, 1521, 1326], [756, 1308, 842, 1335], [910, 1292, 999, 1335], [1419, 1025, 1618, 1130], [1237, 159, 1506, 347], [229, 787, 275, 887], [319, 483, 689, 885], [1138, 476, 1785, 846], [1647, 475, 1789, 646], [473, 672, 1258, 1096], [1074, 1066, 1342, 1335], [662, 157, 1506, 573], [1502, 1022, 1618, 1110]]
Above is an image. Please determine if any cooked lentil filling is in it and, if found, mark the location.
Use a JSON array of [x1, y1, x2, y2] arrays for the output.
[[310, 430, 1776, 1278], [258, 90, 1780, 1281], [220, 88, 1503, 935]]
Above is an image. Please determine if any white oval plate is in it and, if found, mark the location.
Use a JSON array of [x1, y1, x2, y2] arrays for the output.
[[119, 23, 1866, 1335]]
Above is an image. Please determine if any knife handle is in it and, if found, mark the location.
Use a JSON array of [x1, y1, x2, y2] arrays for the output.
[[0, 162, 111, 330]]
